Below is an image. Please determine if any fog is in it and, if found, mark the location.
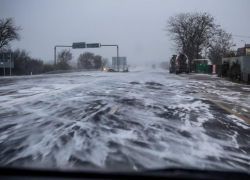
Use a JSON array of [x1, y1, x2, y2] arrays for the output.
[[1, 0, 249, 66]]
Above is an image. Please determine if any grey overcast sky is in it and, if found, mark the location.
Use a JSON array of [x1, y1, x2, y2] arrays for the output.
[[1, 0, 250, 66]]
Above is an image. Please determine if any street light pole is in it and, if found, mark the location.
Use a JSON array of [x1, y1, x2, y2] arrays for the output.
[[54, 46, 56, 68], [241, 40, 246, 46], [10, 53, 11, 76], [205, 31, 207, 59], [117, 45, 119, 71], [3, 52, 5, 76]]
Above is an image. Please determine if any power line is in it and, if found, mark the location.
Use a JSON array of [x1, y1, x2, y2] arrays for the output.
[[232, 35, 250, 38]]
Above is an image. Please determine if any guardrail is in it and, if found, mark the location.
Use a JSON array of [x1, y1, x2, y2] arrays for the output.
[[42, 69, 99, 75]]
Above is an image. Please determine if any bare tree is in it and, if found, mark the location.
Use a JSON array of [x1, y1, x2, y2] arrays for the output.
[[165, 12, 220, 64], [77, 52, 95, 69], [0, 18, 21, 51], [208, 29, 234, 64], [77, 52, 109, 69], [57, 49, 72, 70], [102, 58, 109, 67], [11, 49, 44, 75], [94, 55, 102, 69]]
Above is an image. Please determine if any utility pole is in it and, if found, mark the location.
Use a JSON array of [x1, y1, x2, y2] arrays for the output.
[[3, 52, 5, 76], [54, 46, 56, 68], [205, 31, 207, 59], [241, 40, 246, 46], [117, 46, 119, 71], [10, 52, 11, 76]]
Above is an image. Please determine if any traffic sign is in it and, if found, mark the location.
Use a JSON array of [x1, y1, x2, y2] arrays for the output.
[[0, 62, 14, 68], [86, 43, 100, 48], [72, 42, 86, 49], [0, 53, 14, 68]]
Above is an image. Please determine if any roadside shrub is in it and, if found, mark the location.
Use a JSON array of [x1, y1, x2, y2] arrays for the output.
[[218, 61, 229, 77], [228, 61, 241, 81], [42, 64, 54, 73]]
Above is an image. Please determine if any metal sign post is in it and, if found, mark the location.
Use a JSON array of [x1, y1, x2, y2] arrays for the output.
[[53, 42, 120, 71]]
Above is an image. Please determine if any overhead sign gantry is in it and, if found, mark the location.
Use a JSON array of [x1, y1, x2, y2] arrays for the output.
[[54, 42, 119, 69]]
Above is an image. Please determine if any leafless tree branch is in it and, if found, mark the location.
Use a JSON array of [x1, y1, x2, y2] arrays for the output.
[[0, 18, 21, 51]]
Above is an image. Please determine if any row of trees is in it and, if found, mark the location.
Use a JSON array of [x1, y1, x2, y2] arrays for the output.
[[77, 52, 108, 69], [0, 18, 109, 76], [0, 48, 109, 75], [0, 18, 50, 75], [165, 12, 235, 65], [12, 49, 45, 75], [56, 49, 109, 70], [0, 49, 53, 75]]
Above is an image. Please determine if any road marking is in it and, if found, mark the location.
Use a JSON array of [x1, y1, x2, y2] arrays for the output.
[[108, 107, 119, 115], [189, 86, 250, 125], [171, 75, 250, 124], [206, 97, 250, 124]]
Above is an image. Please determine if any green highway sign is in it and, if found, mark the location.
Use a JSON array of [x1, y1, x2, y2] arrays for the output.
[[86, 43, 100, 48], [0, 53, 14, 68], [72, 42, 86, 49], [0, 62, 14, 68]]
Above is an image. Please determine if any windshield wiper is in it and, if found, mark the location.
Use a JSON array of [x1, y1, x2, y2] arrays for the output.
[[145, 167, 250, 180]]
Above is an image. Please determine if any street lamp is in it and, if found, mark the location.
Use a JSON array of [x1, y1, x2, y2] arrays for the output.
[[205, 31, 207, 59], [241, 40, 246, 46]]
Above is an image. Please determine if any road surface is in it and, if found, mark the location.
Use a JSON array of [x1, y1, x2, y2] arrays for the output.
[[0, 68, 250, 172], [179, 73, 250, 120]]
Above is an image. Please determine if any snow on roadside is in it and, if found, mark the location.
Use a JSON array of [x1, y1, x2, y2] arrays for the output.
[[184, 74, 250, 116]]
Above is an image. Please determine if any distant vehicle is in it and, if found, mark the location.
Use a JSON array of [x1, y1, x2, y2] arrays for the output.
[[105, 68, 129, 72], [152, 64, 156, 69], [175, 53, 189, 74], [169, 55, 177, 74], [122, 68, 129, 72], [107, 68, 116, 72]]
